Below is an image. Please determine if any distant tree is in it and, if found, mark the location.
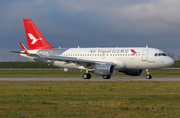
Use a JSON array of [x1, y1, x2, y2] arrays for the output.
[[167, 53, 174, 60], [178, 55, 180, 60]]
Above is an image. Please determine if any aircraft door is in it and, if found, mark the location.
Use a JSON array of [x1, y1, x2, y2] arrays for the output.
[[142, 49, 148, 61]]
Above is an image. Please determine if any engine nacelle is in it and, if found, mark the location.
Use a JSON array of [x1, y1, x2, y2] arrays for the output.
[[94, 64, 115, 76], [120, 69, 143, 76]]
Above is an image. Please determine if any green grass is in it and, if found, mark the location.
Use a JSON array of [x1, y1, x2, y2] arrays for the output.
[[172, 60, 180, 67], [0, 81, 180, 117], [0, 69, 180, 77]]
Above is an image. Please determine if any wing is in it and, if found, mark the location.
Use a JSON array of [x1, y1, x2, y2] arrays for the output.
[[38, 55, 106, 68], [9, 42, 112, 68], [9, 51, 112, 68]]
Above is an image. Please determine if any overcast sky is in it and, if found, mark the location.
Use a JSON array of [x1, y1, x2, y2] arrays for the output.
[[0, 0, 180, 61]]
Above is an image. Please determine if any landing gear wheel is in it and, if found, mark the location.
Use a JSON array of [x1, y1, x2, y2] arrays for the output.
[[146, 75, 152, 79], [103, 76, 111, 79], [82, 73, 91, 79], [146, 69, 152, 79]]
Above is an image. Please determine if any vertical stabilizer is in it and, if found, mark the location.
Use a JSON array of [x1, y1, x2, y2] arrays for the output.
[[23, 18, 55, 50]]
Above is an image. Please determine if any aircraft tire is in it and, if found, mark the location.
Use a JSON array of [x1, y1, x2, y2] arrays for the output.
[[146, 75, 152, 79], [103, 76, 111, 79], [83, 73, 91, 79]]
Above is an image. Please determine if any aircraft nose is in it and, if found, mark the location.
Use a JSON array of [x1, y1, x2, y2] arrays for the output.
[[165, 57, 174, 67]]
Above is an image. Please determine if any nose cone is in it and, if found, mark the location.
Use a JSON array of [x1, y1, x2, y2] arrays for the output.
[[165, 57, 174, 67]]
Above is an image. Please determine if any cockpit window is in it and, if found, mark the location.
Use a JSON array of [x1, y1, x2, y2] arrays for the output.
[[162, 53, 167, 56], [154, 53, 167, 56], [158, 53, 162, 56]]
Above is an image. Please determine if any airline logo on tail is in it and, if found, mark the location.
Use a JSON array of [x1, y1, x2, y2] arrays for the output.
[[27, 33, 42, 44]]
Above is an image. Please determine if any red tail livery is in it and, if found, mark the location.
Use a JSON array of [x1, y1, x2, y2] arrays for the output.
[[23, 18, 54, 50]]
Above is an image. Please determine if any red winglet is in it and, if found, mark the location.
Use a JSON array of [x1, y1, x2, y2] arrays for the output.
[[131, 49, 136, 53], [20, 42, 29, 54]]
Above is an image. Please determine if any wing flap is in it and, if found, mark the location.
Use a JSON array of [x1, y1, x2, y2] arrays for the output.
[[40, 55, 95, 64]]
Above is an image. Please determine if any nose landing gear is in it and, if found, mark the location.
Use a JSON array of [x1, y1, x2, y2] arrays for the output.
[[146, 69, 152, 79]]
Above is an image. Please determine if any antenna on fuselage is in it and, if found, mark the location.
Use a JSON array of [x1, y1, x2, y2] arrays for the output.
[[146, 45, 148, 48]]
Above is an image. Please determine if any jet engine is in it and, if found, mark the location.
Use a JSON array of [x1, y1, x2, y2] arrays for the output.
[[93, 64, 115, 76], [120, 69, 143, 76]]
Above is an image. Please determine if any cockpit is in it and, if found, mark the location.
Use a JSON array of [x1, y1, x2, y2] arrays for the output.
[[154, 53, 167, 56]]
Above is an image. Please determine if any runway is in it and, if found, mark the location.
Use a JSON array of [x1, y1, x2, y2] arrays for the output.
[[0, 77, 180, 81]]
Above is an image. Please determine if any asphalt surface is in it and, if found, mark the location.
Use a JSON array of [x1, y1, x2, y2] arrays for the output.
[[0, 77, 180, 81]]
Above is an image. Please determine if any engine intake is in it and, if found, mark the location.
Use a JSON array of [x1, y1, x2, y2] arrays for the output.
[[94, 64, 115, 76]]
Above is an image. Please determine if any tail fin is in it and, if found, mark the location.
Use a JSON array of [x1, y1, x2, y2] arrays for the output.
[[23, 18, 55, 50]]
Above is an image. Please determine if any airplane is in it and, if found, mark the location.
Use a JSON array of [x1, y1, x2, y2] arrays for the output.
[[10, 18, 174, 79]]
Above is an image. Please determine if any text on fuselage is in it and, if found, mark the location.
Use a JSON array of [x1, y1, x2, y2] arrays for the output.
[[89, 49, 129, 53]]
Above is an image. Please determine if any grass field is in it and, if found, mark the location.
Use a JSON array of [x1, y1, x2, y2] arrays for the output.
[[0, 69, 180, 77], [1, 62, 180, 117], [0, 81, 180, 118]]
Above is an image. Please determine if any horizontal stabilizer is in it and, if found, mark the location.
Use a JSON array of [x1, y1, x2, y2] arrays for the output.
[[8, 50, 23, 53]]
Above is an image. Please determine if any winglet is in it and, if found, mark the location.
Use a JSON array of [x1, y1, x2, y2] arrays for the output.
[[20, 42, 29, 54], [131, 49, 136, 53]]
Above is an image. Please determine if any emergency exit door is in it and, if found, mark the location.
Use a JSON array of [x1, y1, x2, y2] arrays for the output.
[[142, 49, 148, 61]]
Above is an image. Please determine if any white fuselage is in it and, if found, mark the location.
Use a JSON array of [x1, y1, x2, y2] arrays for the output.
[[20, 47, 174, 70]]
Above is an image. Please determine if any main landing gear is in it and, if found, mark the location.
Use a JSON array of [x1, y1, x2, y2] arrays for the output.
[[82, 70, 111, 79], [146, 69, 152, 79], [103, 76, 111, 79], [82, 73, 91, 79], [82, 73, 111, 79]]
